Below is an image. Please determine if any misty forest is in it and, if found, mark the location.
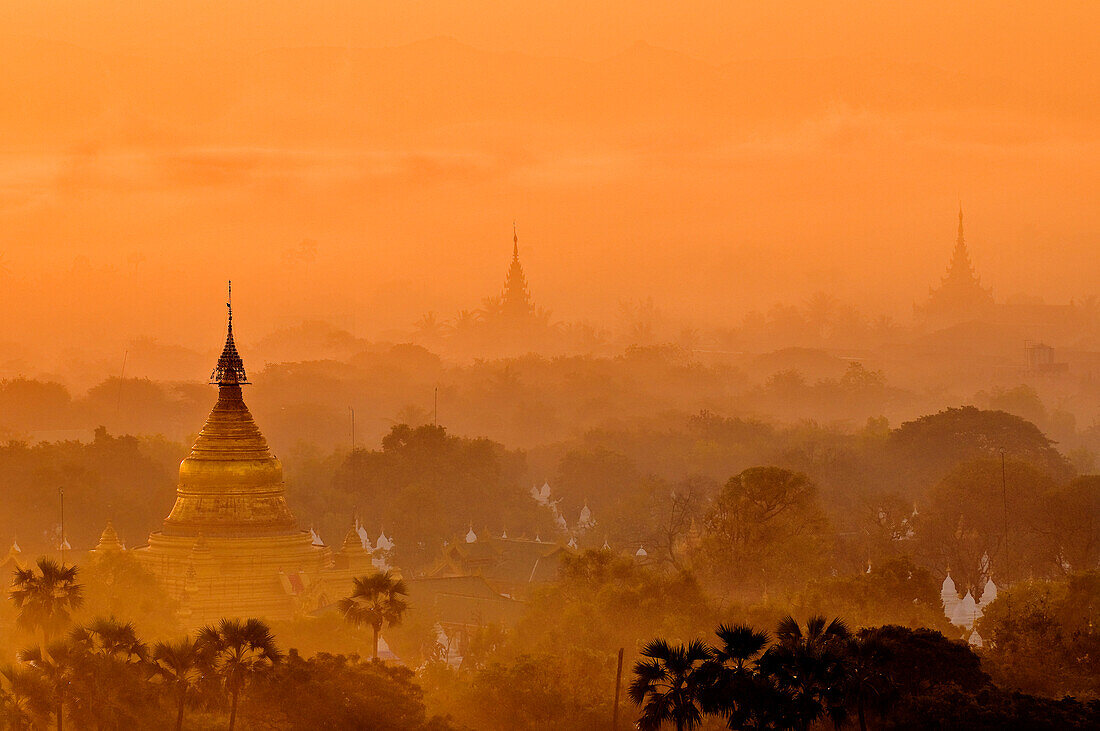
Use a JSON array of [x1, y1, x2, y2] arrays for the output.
[[3, 2, 1100, 730]]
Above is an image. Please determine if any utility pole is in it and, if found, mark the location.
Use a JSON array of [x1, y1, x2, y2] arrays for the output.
[[1001, 450, 1009, 573], [433, 386, 438, 426], [612, 647, 624, 730], [59, 486, 66, 566], [115, 350, 128, 421], [349, 406, 355, 450]]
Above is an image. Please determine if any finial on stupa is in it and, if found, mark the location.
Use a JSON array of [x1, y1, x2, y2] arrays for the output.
[[513, 220, 519, 260], [211, 280, 249, 385]]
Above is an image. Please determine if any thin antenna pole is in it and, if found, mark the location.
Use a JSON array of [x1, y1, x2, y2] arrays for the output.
[[433, 386, 438, 426], [349, 406, 355, 450], [612, 647, 624, 730], [115, 350, 128, 418], [1001, 449, 1009, 576], [59, 486, 65, 566]]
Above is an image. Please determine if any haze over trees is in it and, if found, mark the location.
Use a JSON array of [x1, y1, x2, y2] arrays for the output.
[[0, 5, 1097, 727]]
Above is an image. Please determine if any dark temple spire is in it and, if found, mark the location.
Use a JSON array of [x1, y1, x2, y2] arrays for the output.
[[500, 222, 533, 319], [210, 280, 249, 385]]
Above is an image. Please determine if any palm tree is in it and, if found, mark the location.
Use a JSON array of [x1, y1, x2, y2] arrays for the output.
[[0, 664, 50, 730], [152, 637, 204, 731], [629, 638, 714, 731], [19, 641, 78, 731], [70, 617, 148, 662], [705, 624, 773, 729], [337, 570, 409, 660], [196, 618, 282, 731], [9, 558, 83, 642], [65, 618, 150, 730], [759, 615, 852, 731], [844, 632, 893, 731]]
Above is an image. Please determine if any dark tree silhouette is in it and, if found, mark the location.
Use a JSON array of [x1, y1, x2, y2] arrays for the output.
[[9, 559, 83, 642], [337, 570, 409, 661], [758, 615, 851, 731], [197, 618, 282, 731], [629, 638, 714, 731], [152, 637, 204, 731], [704, 624, 775, 730], [18, 641, 77, 731]]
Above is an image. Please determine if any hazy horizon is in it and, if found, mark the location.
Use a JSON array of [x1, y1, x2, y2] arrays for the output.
[[1, 1, 1098, 366]]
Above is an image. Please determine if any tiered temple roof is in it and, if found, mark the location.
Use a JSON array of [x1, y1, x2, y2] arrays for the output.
[[918, 207, 995, 325], [499, 223, 534, 320]]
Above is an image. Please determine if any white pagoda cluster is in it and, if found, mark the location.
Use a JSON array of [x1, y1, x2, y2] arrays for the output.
[[529, 480, 596, 541], [343, 518, 394, 571], [941, 572, 998, 648]]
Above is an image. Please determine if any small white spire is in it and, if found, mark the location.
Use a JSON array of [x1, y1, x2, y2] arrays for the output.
[[578, 502, 594, 530], [979, 578, 998, 608], [465, 526, 478, 543]]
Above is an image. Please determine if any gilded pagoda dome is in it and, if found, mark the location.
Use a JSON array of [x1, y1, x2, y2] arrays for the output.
[[160, 287, 298, 536]]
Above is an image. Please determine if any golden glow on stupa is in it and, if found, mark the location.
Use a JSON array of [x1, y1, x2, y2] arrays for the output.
[[136, 286, 372, 624]]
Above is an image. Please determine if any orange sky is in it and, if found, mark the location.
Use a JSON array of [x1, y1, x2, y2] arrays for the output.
[[0, 1, 1098, 371]]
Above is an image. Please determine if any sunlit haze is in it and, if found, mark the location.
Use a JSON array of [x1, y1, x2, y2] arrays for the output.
[[1, 1, 1097, 371], [1, 5, 1099, 730]]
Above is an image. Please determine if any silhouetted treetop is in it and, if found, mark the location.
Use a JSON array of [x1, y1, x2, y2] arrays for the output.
[[888, 406, 1072, 493]]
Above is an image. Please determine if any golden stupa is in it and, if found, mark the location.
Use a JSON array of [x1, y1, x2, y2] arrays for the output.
[[136, 289, 372, 624]]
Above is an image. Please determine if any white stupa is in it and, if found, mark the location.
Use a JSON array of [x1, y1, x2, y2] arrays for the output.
[[952, 591, 979, 630], [635, 546, 648, 558], [356, 521, 372, 551], [941, 573, 960, 615], [465, 526, 477, 543], [578, 502, 595, 531], [978, 578, 998, 609]]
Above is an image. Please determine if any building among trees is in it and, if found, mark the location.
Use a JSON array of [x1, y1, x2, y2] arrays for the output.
[[134, 291, 372, 624]]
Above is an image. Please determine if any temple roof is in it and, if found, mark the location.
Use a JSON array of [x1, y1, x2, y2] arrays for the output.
[[93, 521, 124, 553]]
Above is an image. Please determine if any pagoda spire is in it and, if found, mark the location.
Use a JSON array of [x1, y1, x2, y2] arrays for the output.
[[210, 281, 248, 385], [500, 223, 533, 318], [943, 204, 979, 286]]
